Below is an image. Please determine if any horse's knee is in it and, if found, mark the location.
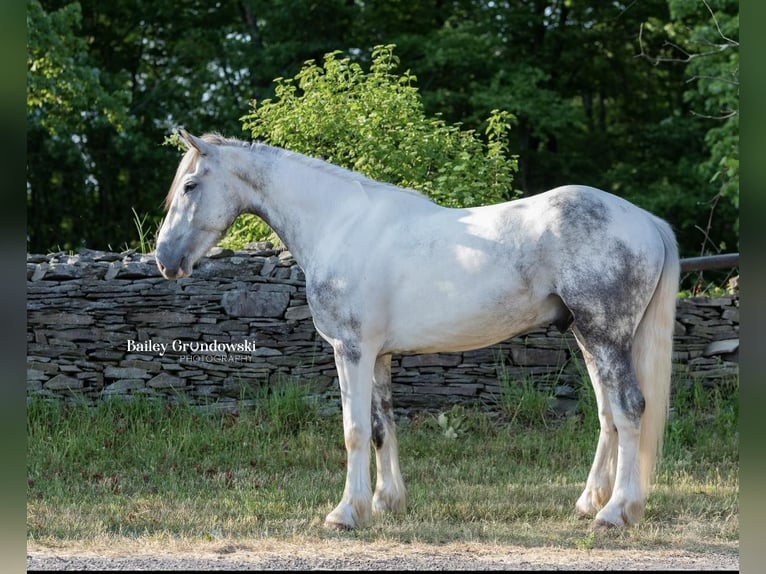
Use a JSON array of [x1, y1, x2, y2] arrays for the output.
[[610, 384, 645, 432], [593, 349, 644, 426], [344, 422, 370, 451]]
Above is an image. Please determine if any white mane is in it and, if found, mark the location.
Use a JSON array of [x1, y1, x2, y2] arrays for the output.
[[206, 134, 435, 205]]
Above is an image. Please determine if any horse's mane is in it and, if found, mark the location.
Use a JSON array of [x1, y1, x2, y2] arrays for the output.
[[288, 150, 433, 203], [165, 133, 434, 211], [165, 147, 197, 211]]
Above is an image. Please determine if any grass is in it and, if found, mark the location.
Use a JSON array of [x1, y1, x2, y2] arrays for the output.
[[129, 208, 159, 254], [27, 374, 738, 555]]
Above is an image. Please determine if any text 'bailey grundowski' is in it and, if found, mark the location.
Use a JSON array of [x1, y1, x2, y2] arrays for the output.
[[126, 338, 259, 357]]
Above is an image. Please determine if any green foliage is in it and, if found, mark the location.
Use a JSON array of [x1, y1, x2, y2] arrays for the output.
[[249, 379, 320, 436], [685, 3, 739, 231], [219, 215, 282, 251], [131, 208, 158, 254], [26, 0, 132, 137], [436, 407, 468, 440], [664, 377, 738, 469], [677, 273, 738, 298], [639, 0, 739, 249], [494, 348, 566, 428], [26, 0, 256, 253], [497, 376, 556, 428], [27, 0, 138, 252], [26, 0, 739, 261], [232, 44, 518, 247]]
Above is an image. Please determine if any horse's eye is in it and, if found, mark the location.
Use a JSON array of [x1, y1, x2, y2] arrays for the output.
[[183, 180, 198, 194]]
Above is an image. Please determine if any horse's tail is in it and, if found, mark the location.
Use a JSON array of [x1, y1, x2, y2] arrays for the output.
[[632, 216, 680, 502]]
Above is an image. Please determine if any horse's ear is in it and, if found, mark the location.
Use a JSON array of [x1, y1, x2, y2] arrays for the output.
[[178, 128, 215, 157]]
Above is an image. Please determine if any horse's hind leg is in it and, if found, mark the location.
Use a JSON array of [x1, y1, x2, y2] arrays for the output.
[[371, 354, 406, 514], [576, 337, 647, 528], [574, 343, 618, 517]]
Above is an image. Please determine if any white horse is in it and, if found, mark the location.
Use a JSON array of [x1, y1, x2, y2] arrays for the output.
[[155, 129, 679, 530]]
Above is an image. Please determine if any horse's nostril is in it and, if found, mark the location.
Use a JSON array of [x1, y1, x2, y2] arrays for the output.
[[178, 256, 190, 278], [156, 258, 174, 279]]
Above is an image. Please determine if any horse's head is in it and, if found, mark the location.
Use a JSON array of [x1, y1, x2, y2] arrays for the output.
[[155, 129, 244, 279]]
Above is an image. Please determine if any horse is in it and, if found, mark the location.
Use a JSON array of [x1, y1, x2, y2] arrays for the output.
[[155, 129, 679, 530]]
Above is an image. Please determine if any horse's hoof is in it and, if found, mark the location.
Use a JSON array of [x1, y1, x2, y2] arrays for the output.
[[574, 505, 594, 519], [591, 518, 619, 531], [323, 520, 353, 531]]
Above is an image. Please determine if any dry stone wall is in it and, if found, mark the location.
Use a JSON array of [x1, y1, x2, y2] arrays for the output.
[[27, 247, 739, 416]]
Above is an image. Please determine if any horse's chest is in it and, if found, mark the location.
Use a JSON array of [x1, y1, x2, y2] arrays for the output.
[[305, 275, 367, 341]]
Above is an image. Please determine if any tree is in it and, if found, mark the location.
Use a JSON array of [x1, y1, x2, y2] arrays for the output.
[[638, 0, 739, 254], [26, 0, 367, 253], [27, 0, 134, 250], [349, 1, 738, 259]]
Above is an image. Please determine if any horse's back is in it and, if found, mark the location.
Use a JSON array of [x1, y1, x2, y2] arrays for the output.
[[513, 185, 668, 246], [451, 184, 669, 287]]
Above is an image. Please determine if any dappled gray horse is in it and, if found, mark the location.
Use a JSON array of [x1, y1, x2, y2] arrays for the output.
[[155, 130, 679, 530]]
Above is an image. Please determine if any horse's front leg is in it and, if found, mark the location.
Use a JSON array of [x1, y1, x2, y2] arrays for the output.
[[371, 354, 406, 514], [324, 342, 375, 530]]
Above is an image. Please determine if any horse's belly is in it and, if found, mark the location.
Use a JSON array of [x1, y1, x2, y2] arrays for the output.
[[387, 325, 527, 355], [383, 296, 555, 355]]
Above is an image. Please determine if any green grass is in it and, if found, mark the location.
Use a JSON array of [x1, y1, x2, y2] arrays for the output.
[[129, 208, 160, 254], [27, 375, 738, 553]]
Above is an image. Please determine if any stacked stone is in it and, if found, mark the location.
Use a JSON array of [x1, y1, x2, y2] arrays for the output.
[[388, 329, 582, 414], [27, 249, 739, 416], [673, 296, 739, 386], [27, 246, 335, 412]]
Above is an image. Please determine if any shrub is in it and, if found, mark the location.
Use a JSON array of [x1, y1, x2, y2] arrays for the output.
[[224, 44, 519, 248]]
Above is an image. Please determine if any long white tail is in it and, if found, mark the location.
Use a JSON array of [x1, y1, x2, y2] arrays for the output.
[[632, 216, 680, 501]]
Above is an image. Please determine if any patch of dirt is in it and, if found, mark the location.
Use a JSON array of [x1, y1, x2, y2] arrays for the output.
[[27, 539, 739, 571]]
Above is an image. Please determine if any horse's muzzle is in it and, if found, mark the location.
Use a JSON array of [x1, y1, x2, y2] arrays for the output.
[[155, 253, 189, 280]]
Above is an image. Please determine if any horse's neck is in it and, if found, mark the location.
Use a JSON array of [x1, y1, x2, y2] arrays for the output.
[[248, 151, 362, 268]]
